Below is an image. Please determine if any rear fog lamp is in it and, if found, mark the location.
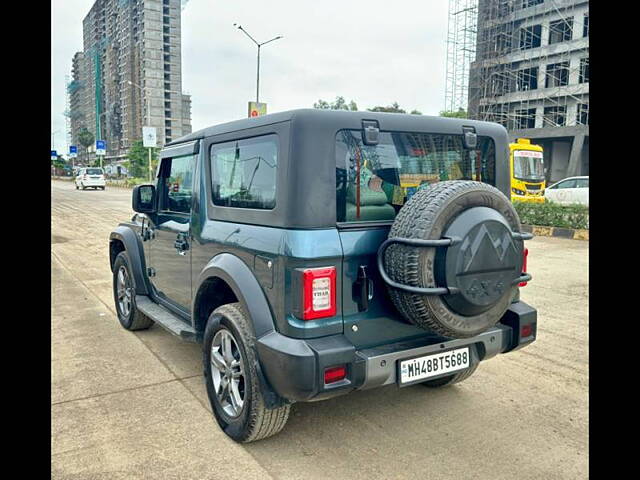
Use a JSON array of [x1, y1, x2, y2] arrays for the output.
[[324, 365, 346, 384]]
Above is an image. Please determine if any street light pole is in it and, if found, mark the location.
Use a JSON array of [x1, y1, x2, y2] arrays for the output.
[[233, 24, 283, 105], [128, 80, 154, 182]]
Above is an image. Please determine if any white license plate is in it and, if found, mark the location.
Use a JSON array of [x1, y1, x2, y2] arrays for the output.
[[399, 347, 470, 385]]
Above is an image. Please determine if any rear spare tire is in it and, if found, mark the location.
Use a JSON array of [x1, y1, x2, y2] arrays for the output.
[[383, 180, 527, 339]]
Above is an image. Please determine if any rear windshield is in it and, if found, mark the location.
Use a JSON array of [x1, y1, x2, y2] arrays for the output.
[[335, 130, 496, 223], [86, 168, 103, 175]]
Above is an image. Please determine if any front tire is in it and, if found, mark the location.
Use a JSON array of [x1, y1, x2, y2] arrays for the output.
[[112, 251, 153, 331], [203, 303, 290, 443]]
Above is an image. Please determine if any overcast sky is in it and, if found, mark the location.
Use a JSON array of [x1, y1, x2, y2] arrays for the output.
[[51, 0, 449, 154]]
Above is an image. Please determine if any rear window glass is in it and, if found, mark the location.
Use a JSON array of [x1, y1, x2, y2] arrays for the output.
[[86, 168, 103, 175], [335, 130, 496, 223], [210, 134, 278, 210]]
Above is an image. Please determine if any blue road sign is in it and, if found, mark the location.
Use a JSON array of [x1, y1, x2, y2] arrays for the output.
[[96, 140, 106, 156], [51, 150, 57, 160], [69, 145, 78, 158]]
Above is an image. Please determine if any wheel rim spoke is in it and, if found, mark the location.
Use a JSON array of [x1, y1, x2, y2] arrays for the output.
[[210, 329, 245, 418]]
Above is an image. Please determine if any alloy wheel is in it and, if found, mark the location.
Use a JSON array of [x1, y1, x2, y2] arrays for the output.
[[210, 329, 245, 418]]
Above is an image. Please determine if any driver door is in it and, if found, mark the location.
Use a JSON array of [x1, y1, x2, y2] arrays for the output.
[[148, 154, 195, 312]]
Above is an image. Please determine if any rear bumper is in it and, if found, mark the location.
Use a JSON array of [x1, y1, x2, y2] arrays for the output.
[[512, 194, 544, 203], [78, 179, 106, 186], [256, 300, 537, 403]]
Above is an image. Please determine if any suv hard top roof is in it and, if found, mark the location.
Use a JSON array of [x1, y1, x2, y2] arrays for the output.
[[166, 108, 508, 146]]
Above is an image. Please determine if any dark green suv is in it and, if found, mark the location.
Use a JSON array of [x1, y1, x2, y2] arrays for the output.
[[109, 109, 536, 443]]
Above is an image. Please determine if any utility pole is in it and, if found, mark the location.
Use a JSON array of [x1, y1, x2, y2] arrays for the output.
[[233, 24, 283, 104]]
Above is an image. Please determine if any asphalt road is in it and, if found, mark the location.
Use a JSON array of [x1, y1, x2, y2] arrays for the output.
[[51, 180, 588, 479]]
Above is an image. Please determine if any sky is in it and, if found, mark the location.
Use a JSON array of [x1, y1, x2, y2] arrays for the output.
[[51, 0, 449, 155]]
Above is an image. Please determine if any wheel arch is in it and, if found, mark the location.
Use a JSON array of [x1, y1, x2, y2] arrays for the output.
[[193, 253, 276, 340], [109, 226, 150, 295]]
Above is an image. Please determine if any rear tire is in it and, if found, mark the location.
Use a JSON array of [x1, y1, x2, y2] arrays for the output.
[[420, 363, 478, 388], [203, 303, 290, 443], [75, 184, 79, 190], [112, 251, 153, 331]]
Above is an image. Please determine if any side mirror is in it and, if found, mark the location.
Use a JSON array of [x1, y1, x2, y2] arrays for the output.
[[132, 184, 156, 213]]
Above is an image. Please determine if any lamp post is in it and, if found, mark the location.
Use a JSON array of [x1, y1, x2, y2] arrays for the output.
[[233, 24, 283, 104], [127, 80, 154, 182]]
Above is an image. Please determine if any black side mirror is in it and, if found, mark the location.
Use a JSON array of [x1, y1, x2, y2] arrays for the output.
[[132, 184, 156, 213]]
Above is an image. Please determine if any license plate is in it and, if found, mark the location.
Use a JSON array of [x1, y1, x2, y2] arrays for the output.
[[399, 347, 470, 385]]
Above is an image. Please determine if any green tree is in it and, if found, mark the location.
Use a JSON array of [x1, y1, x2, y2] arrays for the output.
[[367, 102, 422, 114], [313, 96, 358, 111], [126, 140, 158, 179], [77, 127, 95, 163], [439, 108, 467, 118]]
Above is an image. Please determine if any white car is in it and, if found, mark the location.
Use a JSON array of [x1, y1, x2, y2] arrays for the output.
[[544, 176, 588, 206], [75, 167, 106, 190]]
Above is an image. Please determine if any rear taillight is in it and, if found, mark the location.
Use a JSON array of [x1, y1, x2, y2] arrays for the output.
[[521, 324, 533, 337], [324, 365, 346, 384], [301, 267, 336, 320], [518, 248, 529, 287]]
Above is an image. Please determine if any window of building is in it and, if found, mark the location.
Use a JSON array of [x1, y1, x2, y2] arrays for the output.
[[164, 73, 171, 81], [164, 45, 170, 53], [545, 62, 569, 88], [165, 128, 172, 138], [165, 119, 171, 127], [543, 106, 566, 127], [163, 26, 170, 34], [519, 24, 542, 50], [548, 17, 573, 44], [335, 130, 496, 223], [164, 54, 170, 63], [579, 58, 589, 83], [515, 66, 538, 91], [163, 7, 169, 15], [522, 0, 544, 7], [164, 82, 171, 90], [577, 103, 589, 125], [583, 13, 589, 37], [165, 92, 171, 100], [514, 108, 537, 129], [165, 110, 171, 118], [165, 101, 171, 109], [210, 135, 278, 210]]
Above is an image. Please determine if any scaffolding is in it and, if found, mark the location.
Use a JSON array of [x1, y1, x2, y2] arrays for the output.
[[447, 0, 589, 132], [444, 0, 478, 114]]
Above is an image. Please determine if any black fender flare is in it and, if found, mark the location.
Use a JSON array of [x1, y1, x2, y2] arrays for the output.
[[194, 253, 288, 408], [192, 253, 275, 339], [109, 226, 150, 296]]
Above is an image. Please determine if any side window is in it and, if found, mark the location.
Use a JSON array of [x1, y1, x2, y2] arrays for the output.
[[553, 179, 577, 189], [210, 134, 278, 210], [576, 178, 589, 188], [158, 154, 195, 214]]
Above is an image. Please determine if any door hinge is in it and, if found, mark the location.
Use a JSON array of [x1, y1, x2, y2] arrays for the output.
[[147, 267, 156, 277]]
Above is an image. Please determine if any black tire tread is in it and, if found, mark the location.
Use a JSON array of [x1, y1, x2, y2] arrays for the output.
[[385, 180, 520, 338], [210, 303, 290, 443], [421, 363, 479, 388]]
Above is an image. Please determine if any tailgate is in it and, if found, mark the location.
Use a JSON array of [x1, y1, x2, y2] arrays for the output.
[[338, 227, 429, 349]]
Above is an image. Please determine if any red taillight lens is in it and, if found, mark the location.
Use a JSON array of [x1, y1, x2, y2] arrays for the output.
[[521, 324, 533, 337], [324, 365, 346, 384], [518, 248, 529, 287], [302, 267, 336, 320]]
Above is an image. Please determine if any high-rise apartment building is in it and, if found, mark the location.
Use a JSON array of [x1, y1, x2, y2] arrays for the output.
[[467, 0, 588, 182], [69, 0, 192, 160]]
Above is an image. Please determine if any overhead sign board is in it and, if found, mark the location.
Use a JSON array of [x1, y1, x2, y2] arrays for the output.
[[69, 145, 78, 158], [96, 140, 106, 156], [248, 101, 267, 118], [143, 126, 157, 148], [51, 150, 57, 161]]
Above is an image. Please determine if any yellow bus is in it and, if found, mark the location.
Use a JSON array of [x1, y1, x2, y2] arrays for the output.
[[509, 138, 545, 203]]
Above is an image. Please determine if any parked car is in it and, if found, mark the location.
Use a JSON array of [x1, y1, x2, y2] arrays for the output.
[[544, 176, 588, 206], [109, 109, 537, 443], [75, 167, 106, 190]]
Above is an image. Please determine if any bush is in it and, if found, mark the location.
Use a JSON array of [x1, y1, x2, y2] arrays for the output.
[[514, 201, 589, 230]]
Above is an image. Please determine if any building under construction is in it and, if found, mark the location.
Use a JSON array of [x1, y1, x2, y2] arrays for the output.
[[68, 0, 192, 162], [446, 0, 588, 183]]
